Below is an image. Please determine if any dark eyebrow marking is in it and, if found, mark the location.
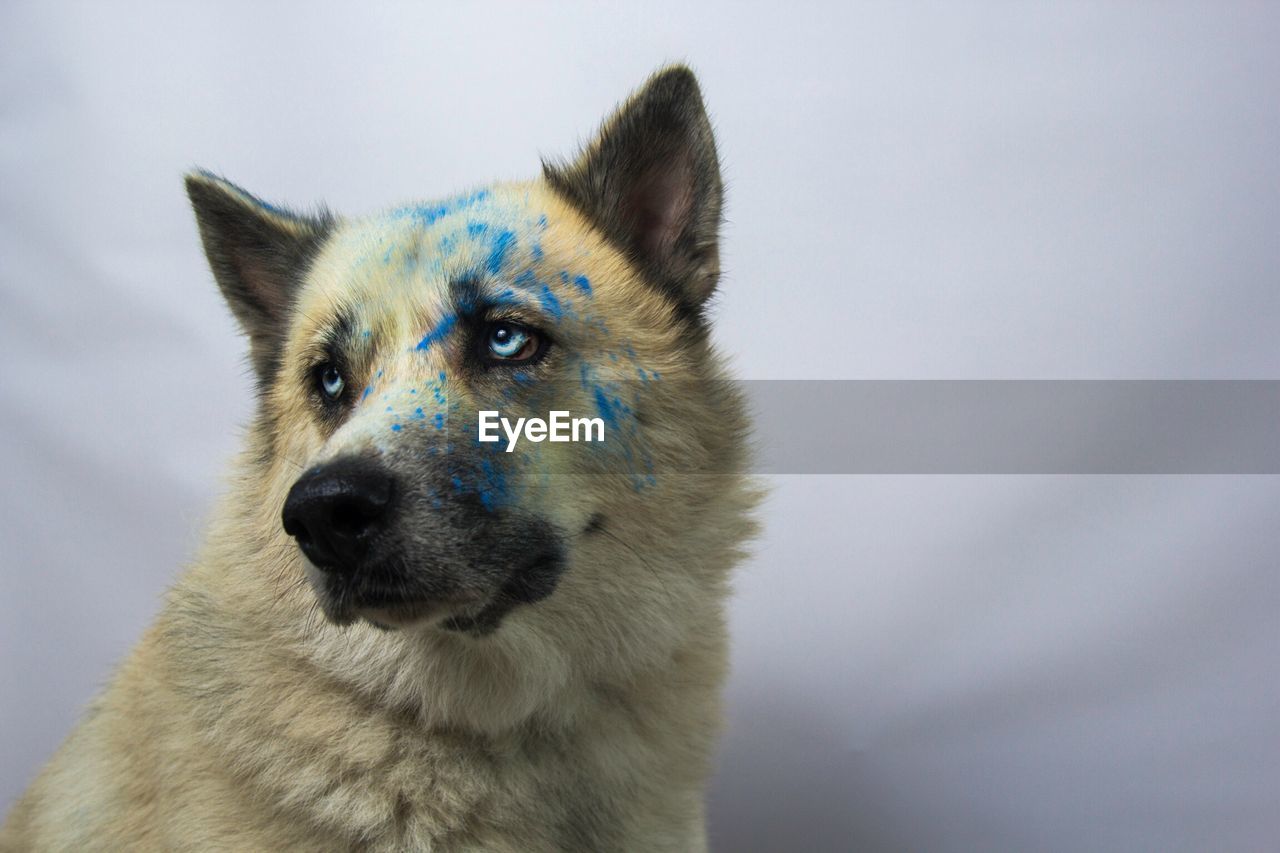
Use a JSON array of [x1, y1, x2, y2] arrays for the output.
[[448, 277, 528, 317], [320, 310, 358, 354]]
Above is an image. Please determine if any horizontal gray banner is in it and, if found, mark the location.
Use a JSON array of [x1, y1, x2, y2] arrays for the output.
[[747, 381, 1280, 474]]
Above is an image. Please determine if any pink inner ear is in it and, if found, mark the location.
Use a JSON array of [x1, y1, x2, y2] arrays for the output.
[[625, 151, 695, 262]]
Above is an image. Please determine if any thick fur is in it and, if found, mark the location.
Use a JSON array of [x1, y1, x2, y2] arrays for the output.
[[3, 66, 756, 852]]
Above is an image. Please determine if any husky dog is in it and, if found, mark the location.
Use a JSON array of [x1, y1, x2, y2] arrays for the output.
[[3, 66, 755, 851]]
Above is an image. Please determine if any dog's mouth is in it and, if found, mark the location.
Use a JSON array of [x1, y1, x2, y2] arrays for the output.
[[302, 547, 565, 636]]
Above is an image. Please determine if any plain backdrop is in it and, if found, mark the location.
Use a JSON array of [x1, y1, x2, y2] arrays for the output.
[[3, 2, 1279, 850]]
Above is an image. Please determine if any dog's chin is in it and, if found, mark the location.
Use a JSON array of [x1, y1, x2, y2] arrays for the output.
[[353, 600, 452, 631], [301, 558, 489, 632]]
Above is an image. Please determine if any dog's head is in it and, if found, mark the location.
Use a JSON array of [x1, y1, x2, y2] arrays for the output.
[[186, 67, 749, 645]]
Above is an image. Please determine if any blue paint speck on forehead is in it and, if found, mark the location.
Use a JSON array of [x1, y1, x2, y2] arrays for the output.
[[486, 230, 517, 275], [416, 313, 458, 350], [538, 284, 564, 319], [395, 188, 492, 228]]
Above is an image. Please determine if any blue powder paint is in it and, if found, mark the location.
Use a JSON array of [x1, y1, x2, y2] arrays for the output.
[[485, 230, 517, 275], [467, 221, 489, 237], [395, 188, 492, 228], [361, 385, 373, 401], [391, 424, 403, 432], [537, 284, 563, 319], [416, 313, 458, 350], [433, 412, 444, 430], [362, 329, 372, 338], [594, 387, 619, 428], [537, 214, 548, 229], [476, 458, 508, 511], [573, 274, 592, 294], [414, 407, 425, 420]]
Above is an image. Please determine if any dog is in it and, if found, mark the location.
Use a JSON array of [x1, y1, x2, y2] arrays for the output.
[[2, 65, 756, 851]]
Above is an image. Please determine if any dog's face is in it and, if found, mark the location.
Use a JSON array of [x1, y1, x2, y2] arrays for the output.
[[187, 68, 744, 640]]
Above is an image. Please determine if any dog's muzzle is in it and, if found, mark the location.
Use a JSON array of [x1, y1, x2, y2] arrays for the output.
[[280, 454, 566, 632]]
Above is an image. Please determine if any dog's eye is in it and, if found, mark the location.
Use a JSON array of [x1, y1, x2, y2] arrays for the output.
[[483, 322, 541, 363], [318, 364, 345, 400]]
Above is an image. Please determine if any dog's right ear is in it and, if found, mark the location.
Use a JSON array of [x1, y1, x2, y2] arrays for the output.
[[185, 171, 332, 385]]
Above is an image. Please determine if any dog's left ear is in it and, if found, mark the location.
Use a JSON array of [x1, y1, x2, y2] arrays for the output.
[[185, 171, 332, 385], [544, 66, 723, 317]]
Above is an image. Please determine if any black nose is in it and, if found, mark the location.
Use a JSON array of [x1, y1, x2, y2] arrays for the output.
[[281, 460, 396, 576]]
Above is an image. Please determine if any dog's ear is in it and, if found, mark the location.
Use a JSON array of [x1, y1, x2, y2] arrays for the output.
[[185, 171, 332, 385], [543, 66, 723, 318]]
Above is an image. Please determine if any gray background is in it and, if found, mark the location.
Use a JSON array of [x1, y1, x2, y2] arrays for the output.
[[2, 2, 1278, 850]]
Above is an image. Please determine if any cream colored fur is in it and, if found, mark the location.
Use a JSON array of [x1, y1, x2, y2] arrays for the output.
[[3, 175, 757, 850]]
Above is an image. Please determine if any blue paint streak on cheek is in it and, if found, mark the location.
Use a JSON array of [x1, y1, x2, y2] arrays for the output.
[[573, 275, 592, 295], [593, 387, 620, 429], [415, 313, 458, 351], [476, 458, 509, 511]]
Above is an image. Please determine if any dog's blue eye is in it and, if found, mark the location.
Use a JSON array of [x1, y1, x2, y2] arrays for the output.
[[319, 365, 344, 399], [486, 323, 537, 361]]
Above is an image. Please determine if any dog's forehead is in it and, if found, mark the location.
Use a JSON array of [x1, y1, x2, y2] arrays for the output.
[[319, 184, 547, 305]]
